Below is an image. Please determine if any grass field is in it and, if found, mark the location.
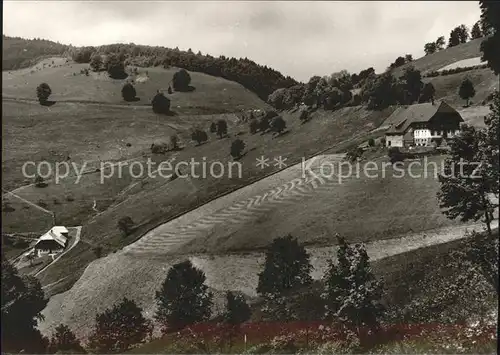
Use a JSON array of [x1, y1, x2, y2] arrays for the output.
[[2, 59, 269, 114], [392, 38, 485, 77], [437, 56, 486, 71], [426, 68, 498, 107]]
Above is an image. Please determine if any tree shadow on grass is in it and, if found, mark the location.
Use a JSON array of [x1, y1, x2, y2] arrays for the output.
[[232, 151, 248, 161], [40, 100, 56, 107], [126, 97, 141, 102], [273, 130, 291, 138], [175, 85, 196, 93]]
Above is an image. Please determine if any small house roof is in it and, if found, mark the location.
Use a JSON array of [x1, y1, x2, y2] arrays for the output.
[[35, 226, 68, 248], [385, 101, 461, 135]]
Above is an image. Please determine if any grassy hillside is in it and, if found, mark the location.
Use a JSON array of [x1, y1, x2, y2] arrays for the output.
[[32, 106, 394, 293], [425, 67, 498, 107], [2, 35, 69, 70], [2, 62, 269, 114], [392, 38, 485, 76]]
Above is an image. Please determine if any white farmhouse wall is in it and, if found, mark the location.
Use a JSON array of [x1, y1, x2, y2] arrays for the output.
[[386, 135, 403, 147]]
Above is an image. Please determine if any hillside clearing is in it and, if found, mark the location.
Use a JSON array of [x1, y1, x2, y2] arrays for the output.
[[437, 56, 486, 71], [2, 63, 269, 114], [392, 38, 485, 76]]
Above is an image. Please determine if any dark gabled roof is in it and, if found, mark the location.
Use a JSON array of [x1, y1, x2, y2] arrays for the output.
[[385, 101, 461, 135]]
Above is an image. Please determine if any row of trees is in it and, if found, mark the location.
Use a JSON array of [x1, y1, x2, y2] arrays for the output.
[[71, 43, 297, 101], [423, 19, 491, 56]]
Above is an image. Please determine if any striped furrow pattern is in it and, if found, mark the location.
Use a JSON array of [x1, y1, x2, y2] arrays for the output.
[[123, 154, 348, 257]]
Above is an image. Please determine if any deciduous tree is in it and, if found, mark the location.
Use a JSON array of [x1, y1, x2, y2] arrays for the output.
[[257, 235, 312, 297], [155, 260, 213, 332], [36, 82, 52, 103], [458, 78, 476, 106], [48, 324, 85, 354], [216, 119, 228, 138], [230, 139, 245, 159], [322, 236, 384, 332], [88, 298, 152, 353]]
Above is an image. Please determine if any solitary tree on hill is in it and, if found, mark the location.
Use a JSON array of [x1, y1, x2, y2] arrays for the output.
[[88, 298, 152, 353], [216, 119, 228, 139], [36, 82, 52, 104], [401, 66, 423, 104], [448, 25, 469, 47], [169, 135, 180, 151], [48, 324, 85, 354], [459, 78, 476, 107], [117, 216, 135, 236], [299, 108, 310, 123], [172, 69, 192, 91], [436, 36, 446, 50], [152, 92, 171, 114], [249, 118, 259, 134], [210, 122, 217, 134], [121, 83, 137, 102], [419, 82, 436, 103], [155, 260, 213, 333], [471, 21, 483, 39], [191, 129, 208, 146], [424, 42, 437, 56], [257, 235, 312, 297], [230, 138, 246, 159], [270, 116, 287, 135], [322, 235, 384, 333], [105, 53, 127, 79]]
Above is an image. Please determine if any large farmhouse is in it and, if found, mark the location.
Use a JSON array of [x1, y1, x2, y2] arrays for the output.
[[385, 101, 464, 148], [34, 226, 69, 256]]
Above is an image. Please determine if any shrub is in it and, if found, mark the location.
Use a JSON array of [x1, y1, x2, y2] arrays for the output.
[[191, 129, 208, 146], [34, 175, 47, 188], [230, 139, 245, 159], [216, 119, 228, 139], [121, 83, 137, 102], [388, 147, 405, 164], [117, 216, 135, 236], [270, 116, 287, 135], [368, 138, 375, 147], [47, 324, 85, 354], [172, 69, 192, 91], [249, 118, 259, 134], [209, 122, 217, 133], [152, 92, 171, 114], [169, 135, 180, 151], [151, 143, 168, 154], [36, 83, 51, 103], [346, 147, 363, 162], [93, 246, 103, 258], [299, 109, 310, 123], [88, 298, 152, 353]]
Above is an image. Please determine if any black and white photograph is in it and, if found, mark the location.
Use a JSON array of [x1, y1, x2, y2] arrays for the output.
[[1, 1, 499, 354]]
